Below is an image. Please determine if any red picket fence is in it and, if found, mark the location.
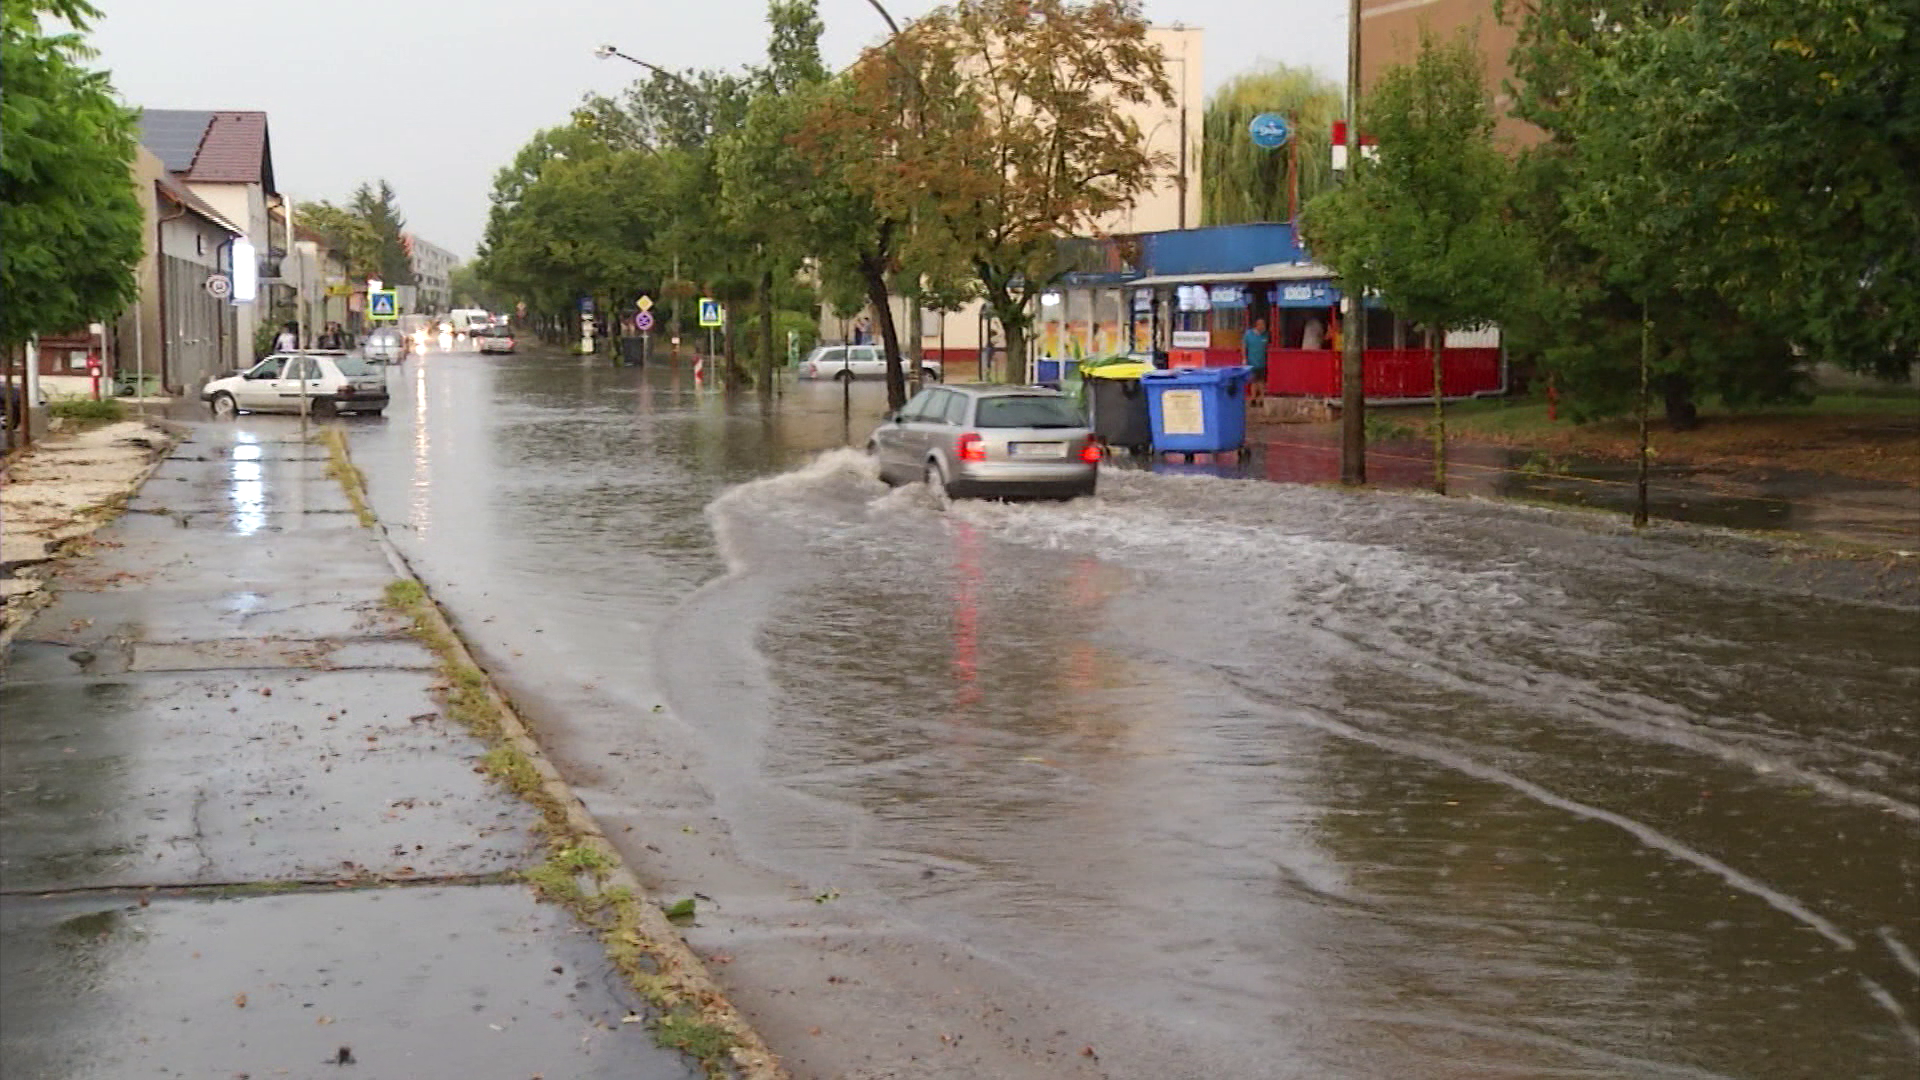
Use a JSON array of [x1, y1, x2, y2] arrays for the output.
[[1266, 348, 1502, 399]]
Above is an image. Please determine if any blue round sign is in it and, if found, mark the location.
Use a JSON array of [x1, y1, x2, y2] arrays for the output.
[[1248, 112, 1291, 149]]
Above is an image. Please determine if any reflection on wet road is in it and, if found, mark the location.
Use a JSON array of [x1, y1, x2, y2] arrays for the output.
[[349, 345, 1919, 1079]]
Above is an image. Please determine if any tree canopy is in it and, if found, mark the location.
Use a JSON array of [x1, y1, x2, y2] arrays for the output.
[[1305, 32, 1535, 492], [1, 0, 143, 346], [1499, 0, 1916, 422], [832, 0, 1172, 383]]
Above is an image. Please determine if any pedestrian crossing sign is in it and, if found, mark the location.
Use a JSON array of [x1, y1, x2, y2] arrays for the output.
[[698, 298, 723, 327], [368, 289, 398, 320]]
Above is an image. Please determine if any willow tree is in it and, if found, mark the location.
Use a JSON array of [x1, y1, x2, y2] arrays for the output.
[[1201, 64, 1343, 225]]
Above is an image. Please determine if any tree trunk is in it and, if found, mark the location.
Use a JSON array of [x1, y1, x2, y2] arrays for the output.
[[979, 274, 1027, 386], [1636, 303, 1652, 528], [1430, 328, 1447, 495], [1660, 372, 1698, 432], [759, 269, 776, 398], [723, 307, 743, 389], [860, 259, 908, 411]]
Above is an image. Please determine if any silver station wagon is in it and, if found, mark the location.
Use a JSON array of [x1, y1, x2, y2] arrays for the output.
[[868, 384, 1099, 500]]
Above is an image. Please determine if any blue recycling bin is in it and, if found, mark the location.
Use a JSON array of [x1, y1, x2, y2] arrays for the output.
[[1033, 357, 1068, 387], [1141, 366, 1252, 454]]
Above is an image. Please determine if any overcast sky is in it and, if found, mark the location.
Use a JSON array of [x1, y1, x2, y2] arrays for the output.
[[91, 0, 1350, 260]]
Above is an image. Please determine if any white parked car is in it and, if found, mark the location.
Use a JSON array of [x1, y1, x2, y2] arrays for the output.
[[799, 345, 942, 383], [202, 352, 389, 418]]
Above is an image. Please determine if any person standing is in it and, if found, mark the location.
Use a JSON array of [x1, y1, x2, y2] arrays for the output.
[[1242, 316, 1270, 404], [274, 322, 298, 352], [1302, 315, 1327, 351]]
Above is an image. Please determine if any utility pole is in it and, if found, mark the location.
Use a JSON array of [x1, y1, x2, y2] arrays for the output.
[[1339, 0, 1367, 485], [288, 196, 304, 349]]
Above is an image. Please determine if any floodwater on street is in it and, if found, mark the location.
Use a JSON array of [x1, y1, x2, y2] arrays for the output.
[[345, 342, 1919, 1079]]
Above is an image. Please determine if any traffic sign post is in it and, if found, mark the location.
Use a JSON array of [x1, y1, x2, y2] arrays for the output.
[[698, 298, 722, 327], [636, 295, 654, 313], [633, 311, 655, 333], [1248, 112, 1292, 148], [368, 289, 399, 321]]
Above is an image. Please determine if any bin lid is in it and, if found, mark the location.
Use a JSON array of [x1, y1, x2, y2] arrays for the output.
[[1084, 362, 1154, 380], [1141, 365, 1251, 383]]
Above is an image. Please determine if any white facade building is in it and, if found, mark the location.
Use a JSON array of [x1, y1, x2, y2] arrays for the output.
[[404, 234, 459, 314]]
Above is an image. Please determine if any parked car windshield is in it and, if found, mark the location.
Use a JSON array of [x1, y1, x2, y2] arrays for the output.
[[334, 356, 382, 376], [974, 395, 1084, 429]]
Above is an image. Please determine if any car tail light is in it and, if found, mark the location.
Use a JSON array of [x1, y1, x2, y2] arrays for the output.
[[957, 433, 987, 462], [1080, 439, 1103, 463], [337, 384, 355, 397]]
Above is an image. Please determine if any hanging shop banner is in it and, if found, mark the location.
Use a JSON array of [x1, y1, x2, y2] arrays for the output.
[[1208, 285, 1247, 309], [1270, 281, 1340, 308]]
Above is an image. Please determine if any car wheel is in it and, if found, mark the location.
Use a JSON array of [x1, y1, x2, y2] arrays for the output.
[[209, 392, 238, 419], [835, 369, 854, 384], [921, 366, 943, 383], [924, 461, 951, 505]]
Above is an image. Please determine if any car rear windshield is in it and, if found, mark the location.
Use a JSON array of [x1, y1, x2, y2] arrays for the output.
[[974, 395, 1084, 429], [335, 356, 382, 376]]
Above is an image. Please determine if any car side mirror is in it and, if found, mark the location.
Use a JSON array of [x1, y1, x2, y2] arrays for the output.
[[891, 412, 906, 424]]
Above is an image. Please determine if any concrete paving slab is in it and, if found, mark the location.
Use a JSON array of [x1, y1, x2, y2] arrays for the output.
[[0, 669, 536, 891], [25, 584, 408, 644], [128, 638, 432, 672], [0, 886, 699, 1080]]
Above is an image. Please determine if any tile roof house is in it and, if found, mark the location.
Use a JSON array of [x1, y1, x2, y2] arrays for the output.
[[137, 109, 279, 364]]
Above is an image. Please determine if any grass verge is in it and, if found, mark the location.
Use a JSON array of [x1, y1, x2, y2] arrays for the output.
[[377, 581, 768, 1078], [317, 426, 376, 526], [1380, 392, 1920, 486], [335, 433, 775, 1076], [49, 397, 126, 425]]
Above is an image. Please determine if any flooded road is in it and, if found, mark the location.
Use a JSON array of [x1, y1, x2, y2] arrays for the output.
[[347, 344, 1919, 1079]]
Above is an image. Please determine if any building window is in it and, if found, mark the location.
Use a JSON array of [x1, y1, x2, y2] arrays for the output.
[[196, 234, 206, 256]]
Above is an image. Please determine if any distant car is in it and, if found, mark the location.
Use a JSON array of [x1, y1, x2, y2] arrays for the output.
[[800, 345, 942, 384], [474, 325, 516, 354], [202, 352, 389, 418], [868, 384, 1098, 500], [362, 327, 407, 364]]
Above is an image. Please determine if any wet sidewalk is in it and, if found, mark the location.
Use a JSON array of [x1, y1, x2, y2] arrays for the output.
[[0, 420, 696, 1080]]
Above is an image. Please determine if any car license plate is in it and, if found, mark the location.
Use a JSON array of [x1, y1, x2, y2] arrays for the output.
[[1010, 442, 1067, 458]]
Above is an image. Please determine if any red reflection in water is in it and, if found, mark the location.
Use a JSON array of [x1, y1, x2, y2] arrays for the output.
[[950, 520, 983, 714]]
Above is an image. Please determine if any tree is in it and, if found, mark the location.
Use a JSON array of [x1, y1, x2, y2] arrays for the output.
[[297, 200, 380, 281], [0, 0, 143, 347], [842, 0, 1173, 385], [1201, 64, 1342, 225], [1498, 0, 1914, 428], [1305, 32, 1536, 494], [1564, 0, 1918, 378], [350, 181, 414, 286], [717, 0, 830, 397]]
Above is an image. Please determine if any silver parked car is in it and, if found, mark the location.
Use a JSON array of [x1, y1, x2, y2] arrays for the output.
[[800, 345, 943, 384], [868, 385, 1099, 500]]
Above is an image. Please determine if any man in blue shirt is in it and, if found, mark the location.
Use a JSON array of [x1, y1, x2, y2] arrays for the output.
[[1243, 317, 1270, 403]]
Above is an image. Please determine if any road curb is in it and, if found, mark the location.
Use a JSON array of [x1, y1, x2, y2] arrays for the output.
[[326, 426, 787, 1080]]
